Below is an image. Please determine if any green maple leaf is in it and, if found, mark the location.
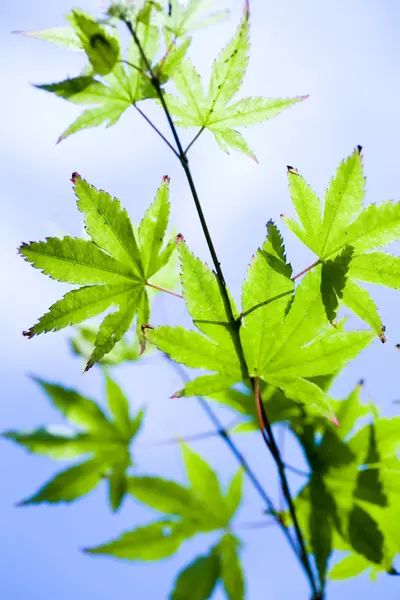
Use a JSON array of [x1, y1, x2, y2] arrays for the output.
[[3, 374, 143, 511], [33, 10, 189, 142], [283, 146, 400, 339], [240, 222, 374, 421], [146, 224, 373, 420], [128, 444, 243, 531], [20, 175, 175, 369], [86, 445, 243, 565], [290, 386, 400, 581], [163, 6, 306, 160]]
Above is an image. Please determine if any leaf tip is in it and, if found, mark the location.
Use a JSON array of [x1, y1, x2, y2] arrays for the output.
[[357, 144, 363, 154], [22, 329, 34, 339], [287, 165, 299, 176], [162, 175, 170, 184], [176, 233, 184, 245], [244, 0, 250, 17], [70, 171, 81, 184], [170, 390, 182, 399], [379, 325, 386, 343], [358, 378, 365, 387], [329, 413, 340, 427]]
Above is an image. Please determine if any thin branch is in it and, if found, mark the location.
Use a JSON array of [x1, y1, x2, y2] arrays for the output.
[[125, 20, 320, 597], [292, 260, 320, 281], [233, 519, 277, 532], [184, 126, 206, 155], [146, 282, 183, 299], [253, 377, 319, 596], [119, 59, 151, 78], [284, 462, 310, 478], [133, 103, 179, 158]]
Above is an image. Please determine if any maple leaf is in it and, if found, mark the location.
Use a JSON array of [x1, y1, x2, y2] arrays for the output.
[[289, 385, 400, 580], [3, 374, 144, 512], [32, 10, 189, 142], [20, 174, 175, 369], [283, 146, 400, 340], [84, 444, 244, 568], [163, 6, 306, 159], [146, 223, 373, 420]]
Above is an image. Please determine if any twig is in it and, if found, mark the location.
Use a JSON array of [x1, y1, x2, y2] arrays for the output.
[[133, 104, 179, 158], [184, 126, 206, 155], [253, 377, 318, 596], [146, 282, 183, 298], [292, 260, 320, 281]]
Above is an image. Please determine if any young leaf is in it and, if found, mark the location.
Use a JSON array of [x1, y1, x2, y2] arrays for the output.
[[170, 550, 220, 600], [284, 146, 400, 337], [70, 10, 119, 75], [164, 10, 306, 159], [329, 554, 371, 580], [15, 26, 82, 50], [21, 176, 175, 367], [84, 520, 195, 560]]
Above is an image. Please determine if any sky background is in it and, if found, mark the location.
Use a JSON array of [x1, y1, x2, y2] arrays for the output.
[[1, 0, 400, 598]]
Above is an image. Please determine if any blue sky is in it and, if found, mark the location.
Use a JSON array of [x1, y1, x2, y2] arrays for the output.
[[1, 0, 400, 598]]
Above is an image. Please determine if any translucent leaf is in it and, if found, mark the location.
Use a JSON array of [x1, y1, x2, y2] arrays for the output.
[[19, 237, 139, 285], [86, 293, 141, 370], [286, 165, 322, 253], [139, 177, 170, 278], [20, 458, 105, 505], [36, 77, 122, 105], [207, 10, 249, 111], [212, 128, 257, 161], [178, 238, 238, 348], [74, 176, 143, 276], [16, 26, 82, 50], [319, 146, 365, 257], [24, 283, 135, 337], [58, 102, 129, 142], [71, 10, 119, 75], [84, 520, 194, 560], [209, 96, 306, 128], [241, 221, 294, 375], [217, 534, 245, 600], [349, 252, 400, 288], [170, 550, 219, 600], [174, 373, 240, 398], [342, 279, 384, 338]]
